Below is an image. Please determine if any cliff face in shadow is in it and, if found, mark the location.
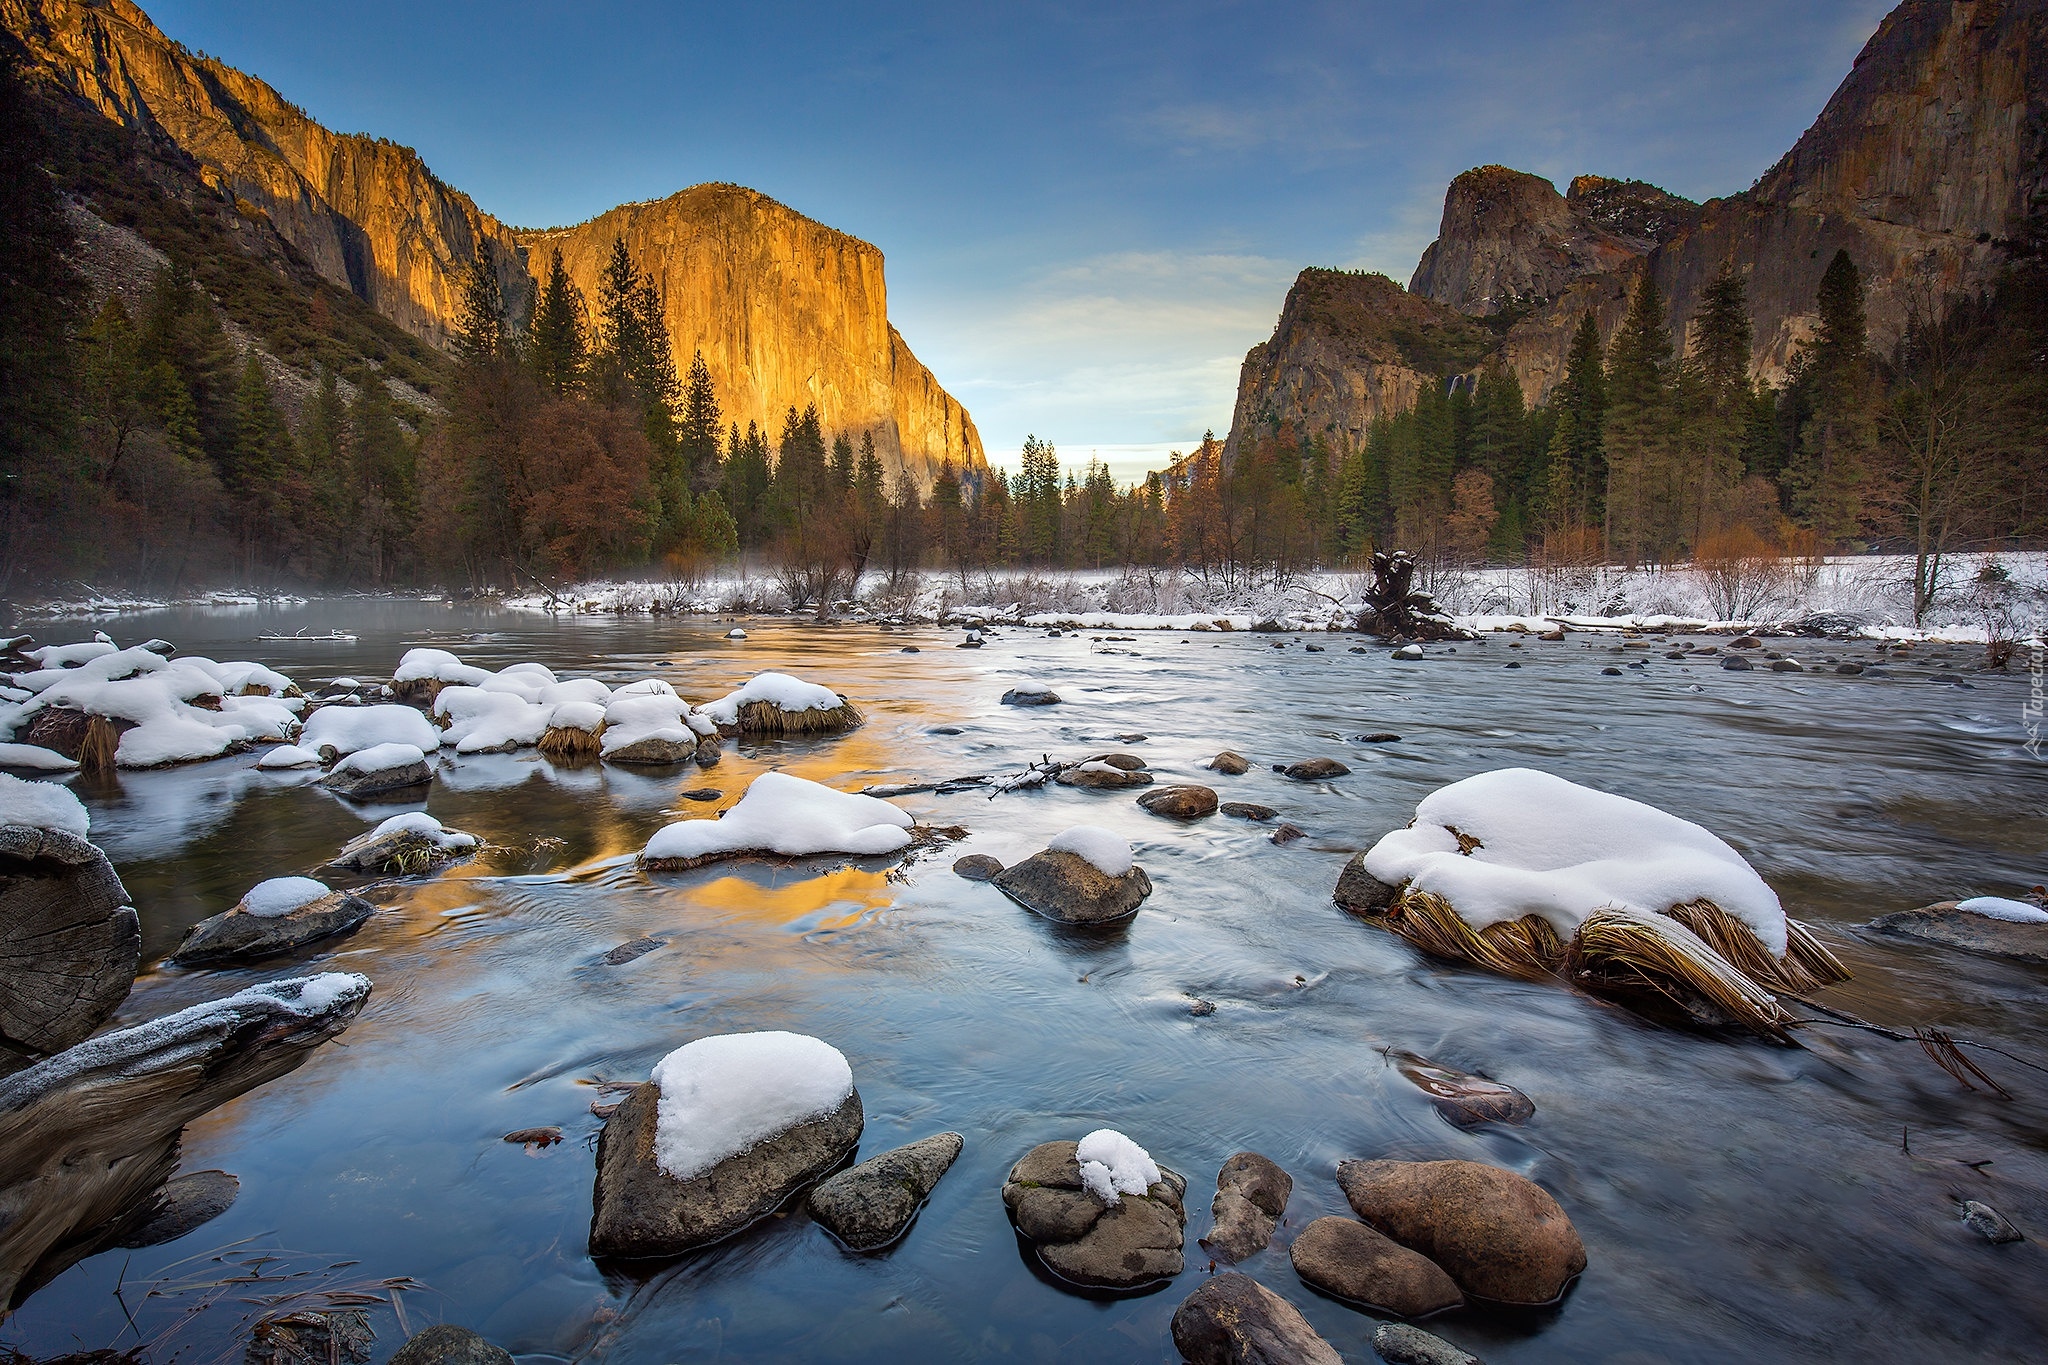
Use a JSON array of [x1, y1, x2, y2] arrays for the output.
[[1231, 0, 2047, 441], [6, 0, 984, 480]]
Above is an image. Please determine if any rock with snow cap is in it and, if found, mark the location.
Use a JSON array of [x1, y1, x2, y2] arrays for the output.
[[992, 828, 1151, 925], [1001, 1134, 1186, 1290], [1865, 898, 2048, 965], [590, 1031, 864, 1257], [171, 878, 376, 966], [318, 742, 431, 798], [331, 812, 479, 874]]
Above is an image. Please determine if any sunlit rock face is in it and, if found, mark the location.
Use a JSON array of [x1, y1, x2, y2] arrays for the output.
[[517, 186, 985, 485], [7, 0, 985, 484]]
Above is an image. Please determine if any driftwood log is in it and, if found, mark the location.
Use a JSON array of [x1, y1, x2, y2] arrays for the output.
[[0, 974, 370, 1313], [1354, 550, 1474, 641], [0, 826, 138, 1061]]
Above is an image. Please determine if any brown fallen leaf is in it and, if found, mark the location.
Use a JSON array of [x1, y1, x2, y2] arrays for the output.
[[503, 1126, 563, 1149]]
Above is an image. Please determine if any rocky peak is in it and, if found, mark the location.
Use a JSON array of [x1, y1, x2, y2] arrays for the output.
[[4, 0, 985, 480], [1408, 166, 1656, 316], [1564, 176, 1701, 251]]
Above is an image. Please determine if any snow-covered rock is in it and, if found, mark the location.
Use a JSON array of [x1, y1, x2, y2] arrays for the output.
[[0, 743, 78, 773], [301, 704, 440, 758], [1003, 1138, 1187, 1290], [1364, 767, 1789, 954], [257, 744, 321, 770], [172, 878, 376, 966], [993, 832, 1152, 925], [332, 812, 478, 873], [0, 773, 88, 839], [702, 672, 858, 733], [320, 741, 432, 798], [601, 692, 710, 764], [433, 686, 551, 753], [589, 1031, 864, 1257], [642, 772, 913, 869]]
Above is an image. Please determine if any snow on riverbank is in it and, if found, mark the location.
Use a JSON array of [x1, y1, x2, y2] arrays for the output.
[[490, 551, 2046, 644]]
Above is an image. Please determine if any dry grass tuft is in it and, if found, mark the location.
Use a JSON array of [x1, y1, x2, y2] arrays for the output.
[[537, 723, 604, 760], [392, 678, 447, 709], [735, 698, 865, 735], [77, 713, 123, 775], [1569, 905, 1792, 1037], [1665, 899, 1851, 993], [1387, 888, 1565, 982]]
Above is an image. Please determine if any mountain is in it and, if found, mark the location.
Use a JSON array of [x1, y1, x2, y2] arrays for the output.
[[2, 0, 984, 481], [1228, 0, 2047, 448], [515, 188, 982, 481]]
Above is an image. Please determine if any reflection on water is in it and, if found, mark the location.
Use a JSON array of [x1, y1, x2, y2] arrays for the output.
[[4, 601, 2046, 1363]]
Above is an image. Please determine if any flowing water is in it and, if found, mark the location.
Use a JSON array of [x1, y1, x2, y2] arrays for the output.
[[3, 602, 2045, 1364]]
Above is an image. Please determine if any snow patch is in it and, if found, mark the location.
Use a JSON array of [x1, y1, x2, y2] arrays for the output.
[[0, 772, 89, 837], [301, 704, 440, 757], [392, 648, 492, 687], [434, 686, 551, 752], [367, 811, 478, 851], [1956, 896, 2048, 924], [643, 771, 912, 864], [1076, 1128, 1160, 1205], [1364, 767, 1789, 956], [240, 876, 331, 918], [257, 744, 321, 769], [1048, 825, 1133, 878], [0, 742, 78, 772], [649, 1031, 853, 1180], [333, 742, 427, 775]]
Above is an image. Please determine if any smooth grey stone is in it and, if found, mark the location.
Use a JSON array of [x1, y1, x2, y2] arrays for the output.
[[807, 1131, 963, 1250]]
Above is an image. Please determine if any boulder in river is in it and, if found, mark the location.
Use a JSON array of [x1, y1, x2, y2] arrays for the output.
[[1138, 785, 1219, 820], [604, 734, 699, 765], [1001, 684, 1061, 706], [171, 882, 377, 966], [318, 743, 432, 798], [1332, 852, 1399, 916], [952, 854, 1004, 881], [1336, 1158, 1586, 1305], [1864, 901, 2048, 966], [1001, 1138, 1186, 1290], [1391, 1052, 1534, 1129], [331, 813, 479, 875], [389, 1325, 515, 1365], [1961, 1200, 2023, 1244], [1374, 1323, 1486, 1365], [1220, 802, 1277, 821], [1200, 1151, 1290, 1263], [1283, 758, 1350, 781], [1170, 1272, 1341, 1365], [589, 1038, 864, 1258], [993, 839, 1152, 927], [1208, 751, 1251, 775], [112, 1168, 240, 1250], [0, 974, 369, 1307], [1289, 1215, 1465, 1317], [807, 1131, 963, 1251], [0, 824, 138, 1058], [1056, 760, 1154, 789]]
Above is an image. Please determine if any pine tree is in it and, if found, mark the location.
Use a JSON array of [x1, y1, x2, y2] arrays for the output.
[[678, 350, 721, 490], [527, 248, 587, 394], [1787, 249, 1874, 542], [1682, 265, 1755, 545], [454, 246, 505, 365], [1603, 273, 1675, 564], [1551, 312, 1607, 533]]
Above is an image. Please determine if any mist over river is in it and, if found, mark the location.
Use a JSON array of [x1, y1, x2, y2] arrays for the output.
[[3, 601, 2044, 1364]]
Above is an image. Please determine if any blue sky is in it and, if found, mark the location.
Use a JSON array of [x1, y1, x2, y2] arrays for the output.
[[151, 0, 1892, 481]]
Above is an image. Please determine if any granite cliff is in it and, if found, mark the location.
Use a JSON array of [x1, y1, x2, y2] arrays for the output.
[[517, 188, 982, 482], [4, 0, 984, 480], [1230, 0, 2047, 447]]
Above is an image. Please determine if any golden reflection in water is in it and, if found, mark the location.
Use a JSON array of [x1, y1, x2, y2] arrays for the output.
[[681, 864, 896, 929]]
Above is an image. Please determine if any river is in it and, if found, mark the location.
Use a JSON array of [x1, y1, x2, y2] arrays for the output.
[[3, 601, 2043, 1363]]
